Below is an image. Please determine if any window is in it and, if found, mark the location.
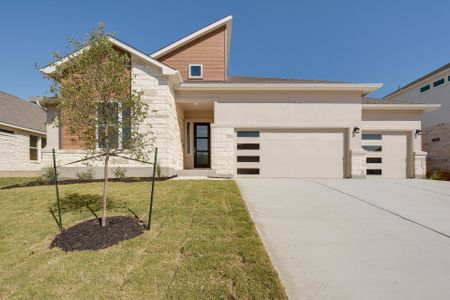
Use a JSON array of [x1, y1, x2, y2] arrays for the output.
[[432, 137, 440, 142], [420, 84, 430, 93], [367, 169, 382, 175], [237, 156, 260, 162], [362, 133, 382, 140], [0, 128, 14, 134], [41, 137, 47, 149], [237, 168, 260, 175], [186, 122, 191, 154], [366, 157, 382, 163], [237, 143, 260, 150], [29, 135, 38, 161], [237, 131, 260, 138], [97, 102, 129, 149], [433, 78, 445, 87], [189, 64, 203, 79], [362, 145, 382, 152]]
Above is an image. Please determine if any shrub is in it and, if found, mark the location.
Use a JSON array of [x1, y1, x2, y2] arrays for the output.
[[431, 170, 446, 181], [113, 167, 127, 180], [76, 168, 95, 181], [40, 166, 58, 183], [156, 163, 162, 178]]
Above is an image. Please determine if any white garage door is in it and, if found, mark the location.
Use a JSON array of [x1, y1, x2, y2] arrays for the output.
[[363, 132, 408, 178], [236, 130, 345, 178]]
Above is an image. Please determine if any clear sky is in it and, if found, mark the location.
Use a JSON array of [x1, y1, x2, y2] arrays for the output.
[[0, 0, 448, 99]]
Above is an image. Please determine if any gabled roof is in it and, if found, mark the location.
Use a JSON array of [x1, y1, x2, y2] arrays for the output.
[[0, 91, 46, 134], [150, 15, 232, 64], [40, 36, 181, 80], [384, 62, 450, 99]]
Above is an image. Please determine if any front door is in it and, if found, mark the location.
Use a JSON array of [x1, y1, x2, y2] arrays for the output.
[[194, 123, 210, 168]]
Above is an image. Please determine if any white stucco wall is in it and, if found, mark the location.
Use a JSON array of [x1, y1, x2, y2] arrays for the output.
[[0, 126, 44, 171]]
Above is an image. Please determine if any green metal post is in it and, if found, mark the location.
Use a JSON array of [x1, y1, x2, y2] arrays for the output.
[[52, 148, 62, 230], [147, 148, 158, 230]]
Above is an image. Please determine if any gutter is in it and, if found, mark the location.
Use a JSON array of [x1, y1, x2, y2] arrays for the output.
[[0, 121, 46, 135], [362, 103, 441, 112]]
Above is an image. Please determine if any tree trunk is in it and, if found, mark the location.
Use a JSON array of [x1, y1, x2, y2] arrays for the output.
[[101, 122, 110, 227], [101, 152, 109, 226]]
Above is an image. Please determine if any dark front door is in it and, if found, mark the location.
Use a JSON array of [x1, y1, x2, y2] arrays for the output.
[[194, 123, 210, 168]]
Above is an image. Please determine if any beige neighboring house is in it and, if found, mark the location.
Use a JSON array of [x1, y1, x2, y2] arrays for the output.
[[0, 91, 47, 176], [384, 63, 450, 173], [37, 15, 440, 179]]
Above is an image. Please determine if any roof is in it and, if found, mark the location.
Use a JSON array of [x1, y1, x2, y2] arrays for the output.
[[0, 91, 46, 134], [41, 36, 181, 81], [150, 16, 232, 59], [384, 62, 450, 98]]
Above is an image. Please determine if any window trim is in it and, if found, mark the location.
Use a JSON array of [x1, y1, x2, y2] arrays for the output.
[[362, 145, 382, 152], [188, 64, 203, 79]]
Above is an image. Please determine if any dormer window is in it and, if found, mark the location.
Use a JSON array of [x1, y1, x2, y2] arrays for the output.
[[189, 64, 203, 79]]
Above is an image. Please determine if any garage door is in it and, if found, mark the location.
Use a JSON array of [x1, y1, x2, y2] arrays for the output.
[[236, 130, 345, 178], [362, 132, 408, 178]]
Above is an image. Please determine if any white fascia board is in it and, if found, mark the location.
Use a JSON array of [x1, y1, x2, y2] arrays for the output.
[[150, 16, 233, 59], [362, 103, 441, 111], [177, 83, 383, 94], [40, 37, 182, 82], [0, 122, 46, 135]]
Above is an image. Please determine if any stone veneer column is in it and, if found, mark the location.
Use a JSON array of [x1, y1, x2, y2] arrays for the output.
[[414, 151, 427, 178], [211, 125, 235, 177], [350, 149, 366, 178], [131, 57, 183, 176]]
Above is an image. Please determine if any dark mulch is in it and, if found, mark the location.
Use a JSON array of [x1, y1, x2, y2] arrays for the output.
[[50, 216, 145, 252], [1, 176, 176, 190]]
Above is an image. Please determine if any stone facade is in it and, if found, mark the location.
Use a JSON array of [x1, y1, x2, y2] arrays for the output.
[[423, 122, 450, 173], [0, 127, 44, 172], [350, 150, 366, 179], [210, 125, 235, 176]]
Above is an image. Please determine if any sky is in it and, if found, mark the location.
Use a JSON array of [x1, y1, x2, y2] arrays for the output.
[[0, 0, 449, 99]]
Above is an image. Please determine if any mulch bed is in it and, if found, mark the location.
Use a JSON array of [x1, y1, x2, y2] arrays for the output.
[[50, 216, 145, 252], [1, 176, 176, 190]]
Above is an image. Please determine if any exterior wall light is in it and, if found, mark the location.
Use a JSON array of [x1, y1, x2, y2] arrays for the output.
[[353, 127, 360, 134], [415, 129, 422, 136]]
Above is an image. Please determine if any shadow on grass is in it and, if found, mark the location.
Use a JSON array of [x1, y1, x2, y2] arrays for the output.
[[51, 193, 128, 213]]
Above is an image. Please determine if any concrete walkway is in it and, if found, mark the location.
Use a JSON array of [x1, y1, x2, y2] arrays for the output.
[[237, 178, 450, 300]]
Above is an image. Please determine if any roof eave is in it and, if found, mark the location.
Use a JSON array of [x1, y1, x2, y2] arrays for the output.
[[0, 121, 46, 135], [362, 103, 441, 112], [176, 83, 382, 94]]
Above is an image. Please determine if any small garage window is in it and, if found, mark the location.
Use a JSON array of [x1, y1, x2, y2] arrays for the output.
[[363, 145, 382, 152], [237, 143, 260, 150], [237, 168, 260, 175], [237, 131, 260, 138], [237, 156, 260, 162], [367, 169, 382, 175], [362, 133, 382, 140], [367, 157, 382, 163]]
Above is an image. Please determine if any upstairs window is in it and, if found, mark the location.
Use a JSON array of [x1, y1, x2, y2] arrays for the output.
[[97, 102, 131, 149], [420, 84, 430, 93], [433, 78, 445, 87], [189, 64, 203, 79]]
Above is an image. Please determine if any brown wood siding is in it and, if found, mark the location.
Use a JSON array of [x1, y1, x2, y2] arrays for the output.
[[158, 26, 226, 81]]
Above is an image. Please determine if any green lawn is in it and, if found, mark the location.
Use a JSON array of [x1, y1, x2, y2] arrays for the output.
[[0, 177, 38, 188], [0, 180, 287, 299]]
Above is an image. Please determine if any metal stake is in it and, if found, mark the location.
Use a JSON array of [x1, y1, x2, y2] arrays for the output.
[[147, 148, 158, 230], [52, 148, 62, 230]]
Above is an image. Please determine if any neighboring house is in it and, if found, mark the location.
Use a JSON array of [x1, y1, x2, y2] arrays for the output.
[[384, 63, 450, 173], [39, 16, 440, 179], [0, 91, 47, 176]]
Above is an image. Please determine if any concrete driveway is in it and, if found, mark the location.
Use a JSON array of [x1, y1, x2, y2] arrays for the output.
[[237, 178, 450, 300]]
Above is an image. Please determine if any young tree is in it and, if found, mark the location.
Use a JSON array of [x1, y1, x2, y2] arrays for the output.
[[43, 24, 150, 226]]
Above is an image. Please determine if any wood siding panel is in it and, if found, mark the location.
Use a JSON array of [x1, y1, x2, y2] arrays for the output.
[[159, 26, 226, 81]]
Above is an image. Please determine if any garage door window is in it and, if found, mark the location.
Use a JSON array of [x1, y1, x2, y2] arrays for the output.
[[367, 157, 382, 163], [367, 169, 382, 175], [237, 156, 260, 162], [237, 131, 260, 138], [362, 133, 382, 140], [237, 168, 260, 175], [237, 143, 260, 150], [363, 145, 382, 152]]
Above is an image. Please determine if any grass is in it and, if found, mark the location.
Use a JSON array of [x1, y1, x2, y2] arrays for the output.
[[0, 177, 38, 188], [0, 180, 287, 299]]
